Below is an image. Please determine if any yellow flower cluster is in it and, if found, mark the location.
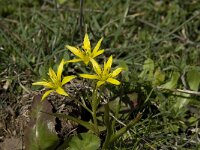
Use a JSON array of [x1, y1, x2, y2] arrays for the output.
[[65, 34, 104, 66], [80, 56, 123, 87], [33, 34, 123, 100], [32, 59, 76, 100]]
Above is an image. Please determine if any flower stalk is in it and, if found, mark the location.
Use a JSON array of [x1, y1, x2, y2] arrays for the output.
[[102, 102, 112, 149], [91, 86, 99, 135]]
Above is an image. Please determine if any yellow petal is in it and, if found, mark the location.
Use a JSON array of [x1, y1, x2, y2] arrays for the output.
[[92, 37, 103, 54], [92, 49, 104, 58], [97, 81, 105, 87], [66, 45, 84, 59], [103, 55, 113, 75], [79, 74, 99, 79], [90, 58, 101, 75], [57, 59, 64, 81], [56, 87, 69, 96], [42, 90, 54, 100], [106, 78, 121, 85], [32, 81, 54, 88], [111, 67, 123, 77], [66, 59, 82, 63], [82, 33, 91, 52], [62, 75, 76, 85], [48, 68, 57, 83]]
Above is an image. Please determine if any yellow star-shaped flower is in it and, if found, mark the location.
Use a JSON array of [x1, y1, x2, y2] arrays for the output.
[[32, 59, 76, 100], [65, 33, 104, 65], [80, 56, 123, 87]]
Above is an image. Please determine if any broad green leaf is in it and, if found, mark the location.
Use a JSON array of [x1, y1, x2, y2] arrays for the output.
[[173, 93, 190, 115], [68, 133, 100, 150], [139, 58, 154, 81], [170, 124, 179, 132], [24, 95, 59, 150], [153, 68, 165, 86], [187, 69, 200, 91], [26, 122, 59, 150], [174, 93, 190, 109], [97, 97, 131, 114], [188, 117, 198, 123], [97, 98, 120, 113], [160, 72, 180, 89]]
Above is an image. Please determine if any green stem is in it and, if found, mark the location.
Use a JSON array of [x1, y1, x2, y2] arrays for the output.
[[102, 103, 112, 150], [91, 86, 99, 135]]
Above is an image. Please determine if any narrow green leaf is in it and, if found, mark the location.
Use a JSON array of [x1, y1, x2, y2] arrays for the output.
[[42, 112, 95, 133], [187, 69, 200, 91], [109, 113, 142, 144], [102, 103, 113, 149]]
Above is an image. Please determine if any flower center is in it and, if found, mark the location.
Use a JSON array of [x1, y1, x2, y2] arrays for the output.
[[100, 73, 112, 81], [51, 77, 61, 88]]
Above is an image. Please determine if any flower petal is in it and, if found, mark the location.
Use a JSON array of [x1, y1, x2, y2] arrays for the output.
[[32, 81, 54, 88], [82, 33, 91, 52], [103, 55, 112, 75], [92, 49, 104, 58], [66, 45, 84, 59], [97, 81, 105, 87], [48, 68, 57, 83], [111, 67, 123, 77], [106, 78, 121, 85], [66, 59, 82, 63], [62, 75, 76, 85], [56, 87, 69, 96], [42, 90, 54, 100], [79, 74, 99, 79], [57, 59, 64, 81], [92, 37, 103, 54], [90, 58, 101, 75]]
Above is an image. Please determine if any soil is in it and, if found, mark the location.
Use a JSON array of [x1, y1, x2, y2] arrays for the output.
[[0, 80, 87, 150]]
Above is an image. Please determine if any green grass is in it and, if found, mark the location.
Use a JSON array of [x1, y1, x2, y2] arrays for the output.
[[1, 0, 200, 149]]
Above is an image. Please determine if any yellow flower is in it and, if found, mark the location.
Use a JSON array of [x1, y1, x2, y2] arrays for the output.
[[65, 33, 104, 65], [80, 56, 123, 87], [32, 59, 76, 100]]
